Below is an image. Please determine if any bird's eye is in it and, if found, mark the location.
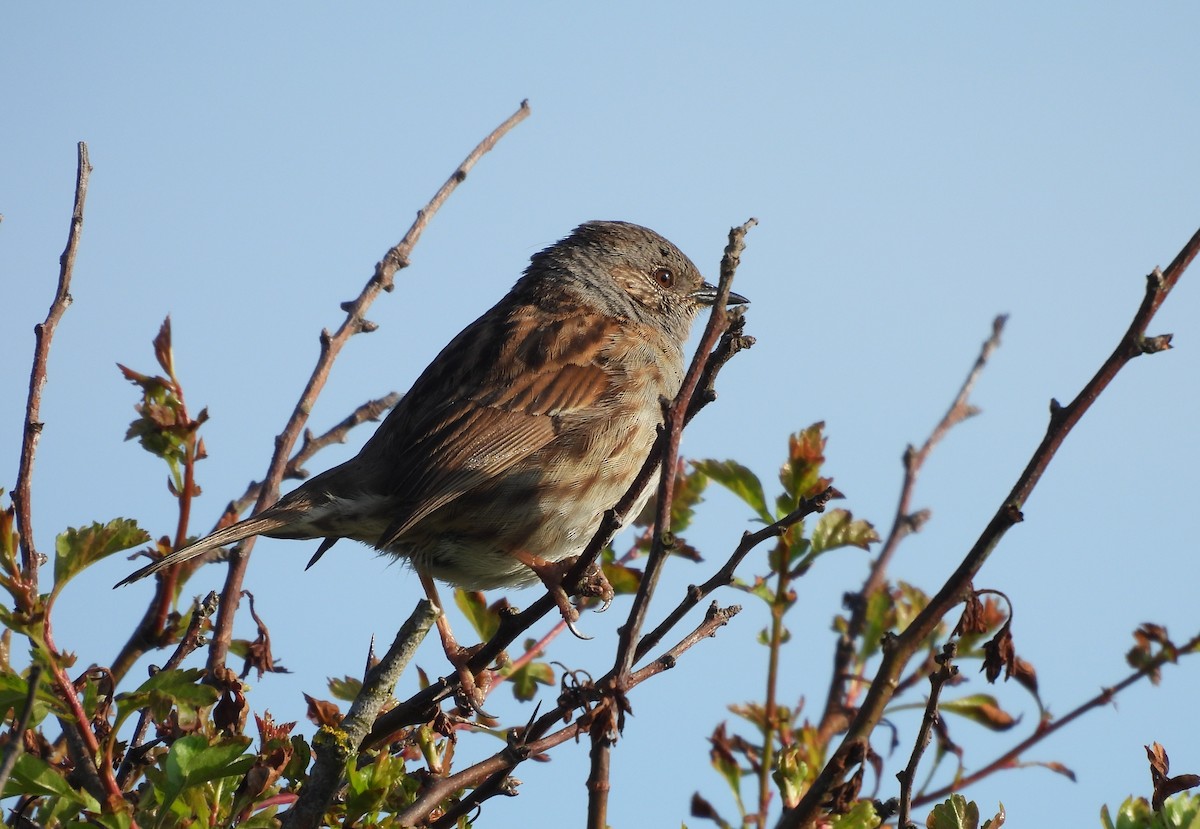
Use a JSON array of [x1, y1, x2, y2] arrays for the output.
[[652, 267, 674, 288]]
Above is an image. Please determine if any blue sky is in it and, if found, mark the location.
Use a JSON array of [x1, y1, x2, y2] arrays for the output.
[[4, 4, 1200, 826]]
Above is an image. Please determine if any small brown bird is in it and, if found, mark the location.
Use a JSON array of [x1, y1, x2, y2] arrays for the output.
[[119, 221, 746, 696]]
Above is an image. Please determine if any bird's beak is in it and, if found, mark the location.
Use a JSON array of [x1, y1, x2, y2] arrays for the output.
[[692, 282, 750, 306]]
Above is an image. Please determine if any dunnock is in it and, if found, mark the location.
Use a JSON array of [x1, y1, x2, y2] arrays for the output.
[[119, 221, 746, 683]]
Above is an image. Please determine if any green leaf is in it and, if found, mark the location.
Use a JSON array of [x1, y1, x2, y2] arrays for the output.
[[926, 793, 981, 829], [454, 589, 500, 639], [161, 733, 254, 809], [2, 753, 100, 810], [925, 794, 1005, 829], [633, 460, 710, 533], [811, 509, 878, 556], [1161, 792, 1200, 828], [692, 459, 772, 523], [777, 423, 832, 513], [328, 675, 363, 702], [602, 561, 643, 595], [830, 801, 879, 829], [0, 670, 49, 728], [772, 744, 812, 811], [88, 810, 134, 829], [54, 519, 150, 589], [939, 694, 1019, 731], [116, 667, 217, 728], [508, 660, 555, 702]]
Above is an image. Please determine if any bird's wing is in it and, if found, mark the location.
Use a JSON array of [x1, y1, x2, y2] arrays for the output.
[[366, 306, 623, 548]]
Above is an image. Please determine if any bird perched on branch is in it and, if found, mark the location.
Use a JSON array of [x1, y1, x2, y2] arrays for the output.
[[119, 220, 747, 704]]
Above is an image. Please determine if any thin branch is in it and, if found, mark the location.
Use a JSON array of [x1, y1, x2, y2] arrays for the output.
[[14, 142, 92, 592], [282, 601, 438, 829], [205, 102, 531, 674], [0, 665, 43, 796], [912, 630, 1200, 807], [818, 316, 1005, 746], [896, 643, 958, 828], [782, 226, 1200, 828]]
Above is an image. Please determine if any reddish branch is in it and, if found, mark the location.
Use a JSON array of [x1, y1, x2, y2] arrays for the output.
[[204, 102, 531, 674], [781, 225, 1200, 828], [14, 142, 92, 593]]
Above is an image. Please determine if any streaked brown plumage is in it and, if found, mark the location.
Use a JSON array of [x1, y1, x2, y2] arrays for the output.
[[118, 221, 746, 592]]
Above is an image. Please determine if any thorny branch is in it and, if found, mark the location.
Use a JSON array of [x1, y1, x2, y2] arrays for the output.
[[782, 225, 1200, 828], [205, 102, 531, 675], [14, 142, 92, 593]]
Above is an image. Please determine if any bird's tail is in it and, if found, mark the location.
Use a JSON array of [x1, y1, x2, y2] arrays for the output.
[[115, 509, 303, 587]]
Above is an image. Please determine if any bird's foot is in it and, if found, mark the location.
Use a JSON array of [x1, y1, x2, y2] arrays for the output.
[[445, 643, 494, 718], [513, 552, 615, 639]]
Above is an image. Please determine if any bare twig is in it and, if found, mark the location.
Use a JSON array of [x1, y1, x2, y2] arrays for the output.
[[282, 601, 438, 829], [0, 665, 43, 796], [896, 643, 958, 827], [782, 227, 1200, 828], [818, 316, 1005, 746], [205, 102, 531, 674], [14, 142, 92, 592]]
